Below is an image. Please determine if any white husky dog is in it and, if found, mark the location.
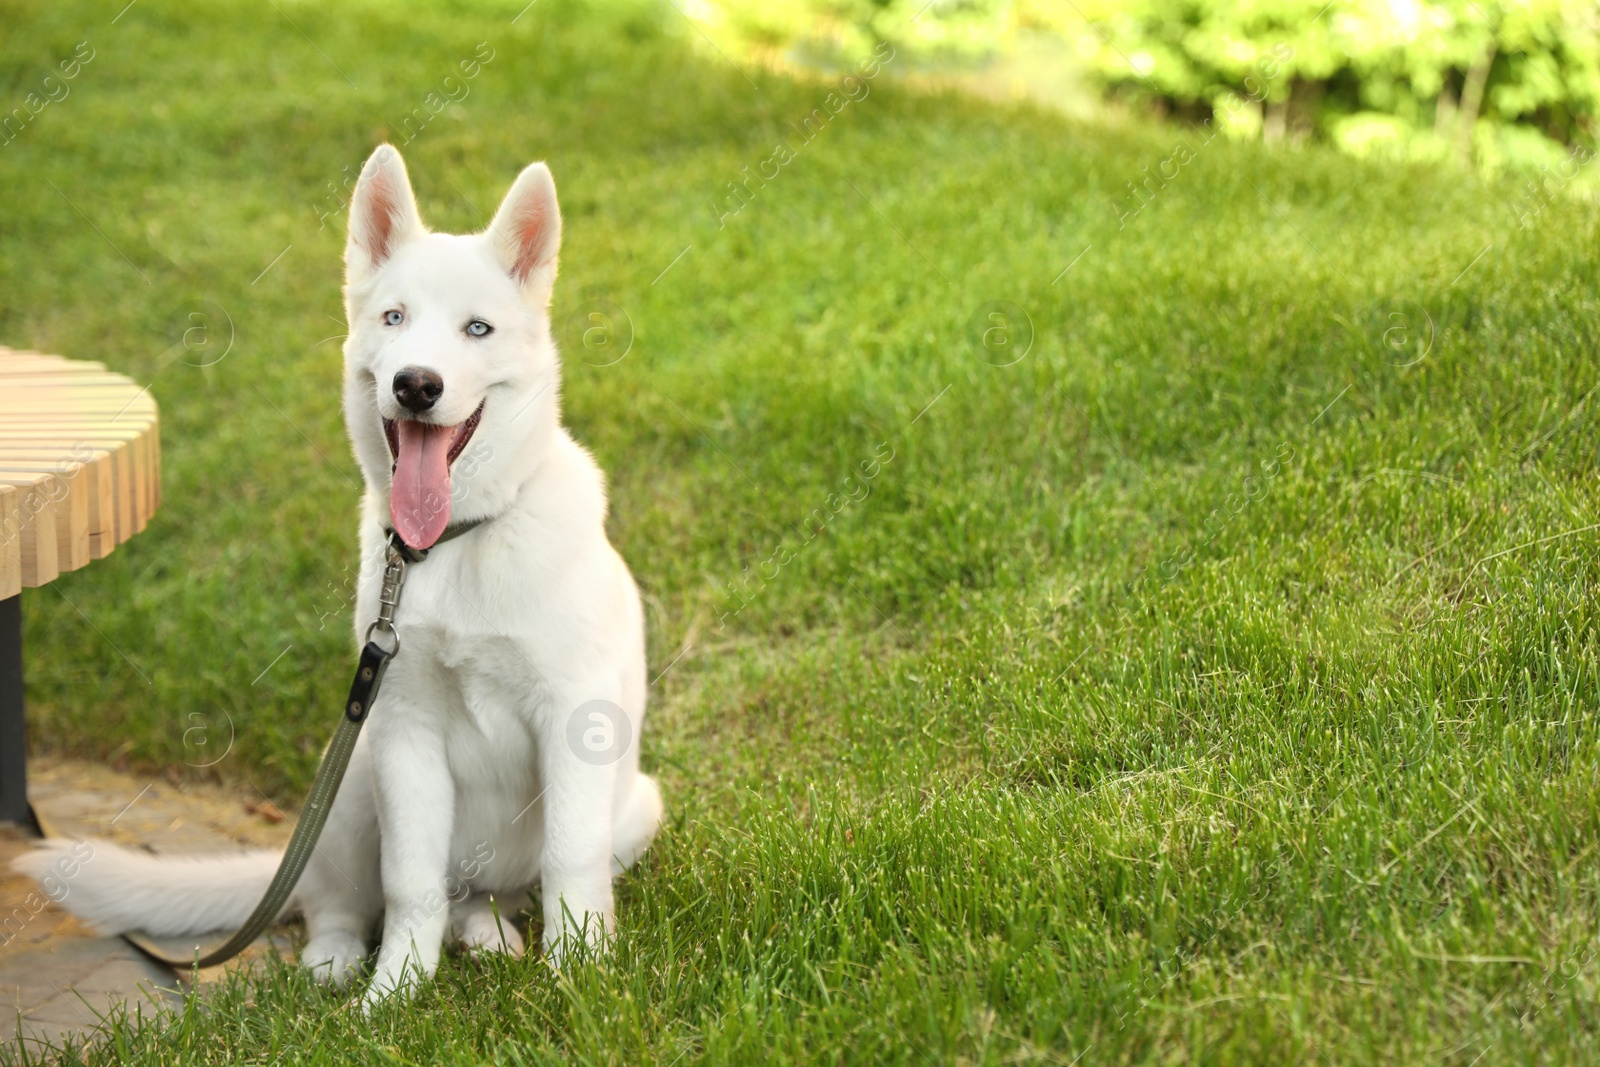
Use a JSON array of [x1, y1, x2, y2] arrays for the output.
[[17, 145, 663, 1005]]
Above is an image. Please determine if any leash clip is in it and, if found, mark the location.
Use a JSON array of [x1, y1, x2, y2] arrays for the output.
[[363, 538, 408, 655]]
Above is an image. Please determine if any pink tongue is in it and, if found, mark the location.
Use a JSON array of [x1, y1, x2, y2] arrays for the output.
[[390, 420, 455, 549]]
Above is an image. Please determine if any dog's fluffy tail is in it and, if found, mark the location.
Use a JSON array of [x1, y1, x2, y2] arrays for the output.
[[13, 838, 285, 937]]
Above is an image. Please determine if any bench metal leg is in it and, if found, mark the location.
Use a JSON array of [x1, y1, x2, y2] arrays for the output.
[[0, 594, 37, 832]]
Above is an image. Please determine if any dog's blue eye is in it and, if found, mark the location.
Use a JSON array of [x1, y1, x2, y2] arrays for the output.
[[383, 310, 404, 326], [466, 320, 492, 338]]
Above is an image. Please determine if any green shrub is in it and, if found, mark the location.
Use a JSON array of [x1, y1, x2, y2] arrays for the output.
[[686, 0, 1600, 181]]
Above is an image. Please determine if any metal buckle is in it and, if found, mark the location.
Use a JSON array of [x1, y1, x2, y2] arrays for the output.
[[362, 540, 407, 655]]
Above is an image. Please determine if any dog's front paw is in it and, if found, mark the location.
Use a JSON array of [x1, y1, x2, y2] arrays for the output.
[[362, 924, 450, 1009], [540, 914, 612, 969], [362, 955, 422, 1012], [300, 931, 368, 986]]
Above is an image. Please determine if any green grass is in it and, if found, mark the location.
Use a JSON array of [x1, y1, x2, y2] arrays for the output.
[[4, 0, 1600, 1061]]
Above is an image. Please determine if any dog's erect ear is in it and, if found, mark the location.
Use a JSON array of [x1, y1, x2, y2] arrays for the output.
[[346, 145, 424, 283], [486, 162, 562, 305]]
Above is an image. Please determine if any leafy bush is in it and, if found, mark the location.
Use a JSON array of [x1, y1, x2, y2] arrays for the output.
[[685, 0, 1600, 182]]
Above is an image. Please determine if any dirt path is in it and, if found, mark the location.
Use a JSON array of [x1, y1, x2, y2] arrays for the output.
[[1, 759, 296, 1051]]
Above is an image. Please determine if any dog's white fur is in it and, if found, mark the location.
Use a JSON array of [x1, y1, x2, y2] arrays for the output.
[[15, 145, 663, 1006]]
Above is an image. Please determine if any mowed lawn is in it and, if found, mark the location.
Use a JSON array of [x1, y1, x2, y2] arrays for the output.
[[4, 0, 1600, 1062]]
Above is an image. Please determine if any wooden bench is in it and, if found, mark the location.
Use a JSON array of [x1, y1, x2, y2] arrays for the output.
[[0, 348, 159, 828]]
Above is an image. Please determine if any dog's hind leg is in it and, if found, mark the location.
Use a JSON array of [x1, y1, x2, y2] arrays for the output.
[[296, 733, 383, 985], [449, 891, 525, 957], [610, 773, 663, 876]]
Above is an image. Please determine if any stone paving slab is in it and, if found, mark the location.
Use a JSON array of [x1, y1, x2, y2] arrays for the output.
[[1, 759, 296, 1053]]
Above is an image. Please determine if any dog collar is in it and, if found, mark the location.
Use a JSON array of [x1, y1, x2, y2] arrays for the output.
[[384, 517, 487, 563]]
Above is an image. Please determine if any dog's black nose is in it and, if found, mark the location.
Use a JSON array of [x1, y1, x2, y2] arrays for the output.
[[393, 367, 444, 413]]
